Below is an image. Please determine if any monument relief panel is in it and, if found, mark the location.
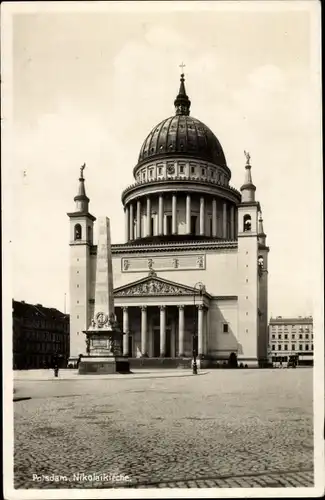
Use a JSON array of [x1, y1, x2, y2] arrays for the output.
[[121, 254, 206, 273]]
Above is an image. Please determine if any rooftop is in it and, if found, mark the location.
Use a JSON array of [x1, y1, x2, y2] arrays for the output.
[[269, 316, 313, 325], [13, 300, 69, 322]]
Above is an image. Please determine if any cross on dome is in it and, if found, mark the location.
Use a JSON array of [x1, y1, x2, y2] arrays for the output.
[[179, 62, 186, 73]]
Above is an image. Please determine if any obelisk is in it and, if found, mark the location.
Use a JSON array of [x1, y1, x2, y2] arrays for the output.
[[78, 217, 130, 374]]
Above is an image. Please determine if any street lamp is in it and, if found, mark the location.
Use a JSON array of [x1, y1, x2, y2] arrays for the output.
[[193, 282, 205, 375]]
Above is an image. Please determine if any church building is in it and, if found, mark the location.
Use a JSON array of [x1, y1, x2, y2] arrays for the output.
[[68, 73, 269, 368]]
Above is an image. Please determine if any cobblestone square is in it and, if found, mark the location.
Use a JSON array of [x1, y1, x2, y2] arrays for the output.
[[14, 368, 313, 489]]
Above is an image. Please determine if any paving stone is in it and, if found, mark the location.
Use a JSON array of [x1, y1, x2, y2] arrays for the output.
[[14, 369, 313, 489]]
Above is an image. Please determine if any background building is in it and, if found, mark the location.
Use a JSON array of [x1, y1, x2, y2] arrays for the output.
[[268, 316, 313, 366], [13, 300, 70, 369], [68, 74, 270, 368]]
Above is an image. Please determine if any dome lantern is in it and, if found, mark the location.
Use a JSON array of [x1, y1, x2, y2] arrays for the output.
[[174, 72, 191, 116]]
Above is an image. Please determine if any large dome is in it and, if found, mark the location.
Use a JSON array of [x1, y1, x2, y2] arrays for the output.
[[136, 73, 227, 169], [137, 114, 227, 168]]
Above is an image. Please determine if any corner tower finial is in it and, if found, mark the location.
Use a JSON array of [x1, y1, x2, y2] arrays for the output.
[[240, 150, 256, 202], [244, 150, 251, 166], [80, 162, 86, 179], [74, 163, 89, 212], [174, 65, 191, 116]]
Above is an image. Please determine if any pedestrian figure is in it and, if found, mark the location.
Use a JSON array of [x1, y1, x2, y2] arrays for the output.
[[76, 354, 83, 369], [52, 354, 59, 377], [192, 349, 198, 375]]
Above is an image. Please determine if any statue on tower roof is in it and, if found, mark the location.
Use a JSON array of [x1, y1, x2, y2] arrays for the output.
[[244, 151, 251, 166], [80, 163, 86, 179]]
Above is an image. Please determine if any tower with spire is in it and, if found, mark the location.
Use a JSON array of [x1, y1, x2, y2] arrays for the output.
[[67, 164, 96, 358], [236, 152, 269, 365]]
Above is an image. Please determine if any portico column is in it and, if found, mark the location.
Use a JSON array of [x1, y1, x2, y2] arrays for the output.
[[172, 194, 177, 234], [129, 203, 134, 240], [212, 199, 217, 237], [186, 194, 191, 234], [136, 200, 141, 238], [122, 307, 129, 356], [124, 206, 129, 243], [146, 197, 151, 237], [141, 306, 148, 357], [230, 205, 235, 240], [178, 305, 185, 357], [204, 307, 208, 355], [158, 195, 164, 235], [198, 305, 204, 357], [199, 197, 205, 236], [160, 305, 166, 357], [222, 202, 227, 239]]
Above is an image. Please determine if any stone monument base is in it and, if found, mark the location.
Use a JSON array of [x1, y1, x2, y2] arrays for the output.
[[78, 356, 130, 375]]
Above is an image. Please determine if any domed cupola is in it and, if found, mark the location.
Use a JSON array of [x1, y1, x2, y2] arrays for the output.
[[174, 72, 191, 116], [121, 72, 241, 244], [136, 74, 228, 170]]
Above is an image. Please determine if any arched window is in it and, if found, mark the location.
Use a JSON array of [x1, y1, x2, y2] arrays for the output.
[[87, 226, 92, 242], [243, 214, 251, 232], [258, 255, 264, 276], [74, 224, 82, 240]]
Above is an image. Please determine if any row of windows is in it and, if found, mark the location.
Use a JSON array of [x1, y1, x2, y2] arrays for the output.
[[22, 330, 67, 342], [271, 344, 313, 351], [137, 166, 227, 182], [19, 319, 68, 332], [271, 333, 313, 340], [270, 326, 312, 332], [23, 341, 67, 353]]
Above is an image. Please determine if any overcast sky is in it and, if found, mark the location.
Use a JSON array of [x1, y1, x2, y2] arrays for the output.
[[6, 1, 321, 317]]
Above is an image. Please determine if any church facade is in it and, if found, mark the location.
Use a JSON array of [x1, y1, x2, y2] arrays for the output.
[[68, 73, 269, 368]]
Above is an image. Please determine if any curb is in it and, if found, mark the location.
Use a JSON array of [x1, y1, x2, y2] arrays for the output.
[[15, 372, 208, 382]]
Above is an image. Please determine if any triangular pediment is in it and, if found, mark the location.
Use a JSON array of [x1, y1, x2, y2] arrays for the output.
[[114, 273, 207, 297]]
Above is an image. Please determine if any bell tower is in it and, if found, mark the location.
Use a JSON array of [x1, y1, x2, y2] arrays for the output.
[[67, 164, 96, 358], [237, 152, 260, 366]]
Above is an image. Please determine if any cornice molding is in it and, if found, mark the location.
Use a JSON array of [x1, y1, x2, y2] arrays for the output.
[[67, 211, 96, 222], [121, 176, 241, 205], [210, 295, 238, 301], [112, 240, 238, 254], [258, 243, 270, 252], [237, 201, 261, 211], [237, 232, 258, 238], [89, 240, 238, 255], [69, 240, 91, 247]]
